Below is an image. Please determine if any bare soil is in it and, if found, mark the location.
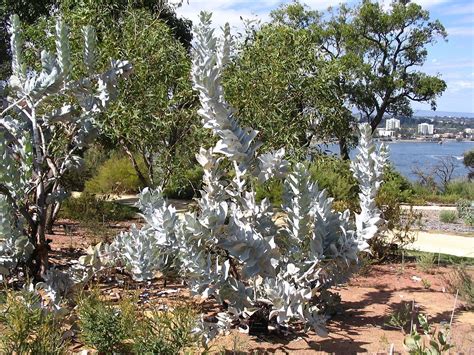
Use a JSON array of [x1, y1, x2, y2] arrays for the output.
[[46, 220, 474, 354]]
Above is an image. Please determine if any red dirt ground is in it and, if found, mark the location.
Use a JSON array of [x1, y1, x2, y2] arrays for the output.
[[47, 219, 474, 354]]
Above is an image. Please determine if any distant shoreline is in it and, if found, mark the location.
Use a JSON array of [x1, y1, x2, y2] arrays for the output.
[[377, 139, 474, 143]]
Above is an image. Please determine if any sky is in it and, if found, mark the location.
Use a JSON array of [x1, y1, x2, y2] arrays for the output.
[[174, 0, 474, 114]]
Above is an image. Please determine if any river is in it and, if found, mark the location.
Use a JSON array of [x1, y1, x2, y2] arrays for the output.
[[321, 140, 474, 181]]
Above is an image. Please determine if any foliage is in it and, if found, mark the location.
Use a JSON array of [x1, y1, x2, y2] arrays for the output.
[[456, 199, 474, 226], [320, 0, 446, 131], [44, 3, 202, 189], [223, 9, 356, 159], [75, 14, 388, 344], [446, 267, 473, 310], [255, 177, 285, 206], [0, 0, 56, 78], [84, 153, 146, 194], [77, 289, 198, 354], [416, 253, 436, 274], [60, 144, 113, 191], [404, 314, 453, 355], [310, 156, 359, 208], [464, 149, 474, 179], [60, 193, 137, 223], [0, 14, 130, 277], [76, 289, 130, 353], [0, 286, 68, 354], [439, 211, 457, 224], [378, 166, 414, 204], [133, 306, 198, 354], [163, 165, 204, 199], [384, 302, 411, 333]]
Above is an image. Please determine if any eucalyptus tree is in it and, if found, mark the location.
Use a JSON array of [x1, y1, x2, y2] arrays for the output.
[[97, 9, 201, 188], [223, 21, 354, 160], [312, 0, 447, 132], [0, 15, 130, 278], [22, 1, 201, 190], [56, 1, 200, 189]]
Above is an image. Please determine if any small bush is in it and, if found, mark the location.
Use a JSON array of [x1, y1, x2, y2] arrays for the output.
[[439, 211, 457, 223], [61, 144, 113, 191], [416, 253, 436, 273], [77, 290, 197, 354], [446, 267, 473, 310], [378, 165, 413, 204], [309, 156, 359, 209], [77, 290, 130, 353], [133, 306, 198, 354], [457, 199, 474, 226], [85, 153, 146, 194], [60, 193, 137, 223], [384, 302, 411, 333], [0, 288, 68, 354]]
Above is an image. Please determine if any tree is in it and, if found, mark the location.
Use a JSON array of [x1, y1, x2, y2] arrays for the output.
[[97, 9, 200, 188], [24, 1, 201, 190], [267, 0, 447, 156], [0, 15, 130, 278], [223, 20, 356, 160], [464, 149, 474, 180], [330, 0, 447, 132]]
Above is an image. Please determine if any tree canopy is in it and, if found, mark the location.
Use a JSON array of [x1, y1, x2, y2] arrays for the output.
[[224, 0, 447, 159]]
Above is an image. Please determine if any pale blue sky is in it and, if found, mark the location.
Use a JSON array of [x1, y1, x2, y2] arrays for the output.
[[175, 0, 474, 114]]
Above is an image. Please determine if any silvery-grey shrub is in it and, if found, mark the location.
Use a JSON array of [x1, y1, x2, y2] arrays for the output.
[[0, 14, 131, 279], [77, 12, 388, 343]]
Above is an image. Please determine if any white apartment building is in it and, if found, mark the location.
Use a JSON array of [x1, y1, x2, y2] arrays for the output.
[[386, 118, 400, 130], [418, 123, 434, 135]]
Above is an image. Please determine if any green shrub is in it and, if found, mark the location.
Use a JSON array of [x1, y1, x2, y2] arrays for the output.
[[85, 153, 146, 194], [133, 306, 198, 354], [61, 145, 113, 192], [255, 177, 284, 206], [439, 211, 457, 223], [309, 156, 358, 208], [77, 290, 130, 353], [60, 193, 137, 223], [0, 288, 68, 354], [77, 290, 197, 354], [378, 165, 413, 204], [416, 253, 436, 273], [457, 199, 474, 226], [163, 165, 204, 199], [445, 180, 474, 200]]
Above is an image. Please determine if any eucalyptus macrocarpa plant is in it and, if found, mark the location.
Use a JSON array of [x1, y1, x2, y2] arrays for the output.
[[0, 14, 131, 278], [75, 12, 387, 342]]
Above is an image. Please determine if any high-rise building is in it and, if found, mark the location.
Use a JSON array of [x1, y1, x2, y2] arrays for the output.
[[386, 118, 400, 130], [418, 123, 434, 135]]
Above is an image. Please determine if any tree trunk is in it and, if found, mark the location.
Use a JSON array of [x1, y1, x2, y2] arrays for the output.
[[122, 142, 148, 187], [45, 201, 61, 234], [339, 136, 350, 160]]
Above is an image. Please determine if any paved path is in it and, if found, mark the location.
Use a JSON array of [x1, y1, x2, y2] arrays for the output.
[[401, 230, 474, 258], [400, 204, 456, 211]]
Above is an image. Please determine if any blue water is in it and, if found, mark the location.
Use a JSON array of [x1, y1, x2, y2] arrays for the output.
[[321, 141, 474, 181]]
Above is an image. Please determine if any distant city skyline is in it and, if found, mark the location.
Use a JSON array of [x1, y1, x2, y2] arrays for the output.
[[174, 0, 474, 114]]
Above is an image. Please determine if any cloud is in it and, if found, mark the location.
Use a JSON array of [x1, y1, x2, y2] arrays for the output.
[[446, 26, 474, 36], [441, 2, 474, 16]]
